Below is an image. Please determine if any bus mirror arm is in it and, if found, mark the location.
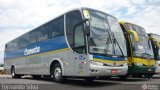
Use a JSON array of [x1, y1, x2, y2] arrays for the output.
[[127, 30, 139, 42], [82, 19, 90, 36], [84, 25, 90, 36]]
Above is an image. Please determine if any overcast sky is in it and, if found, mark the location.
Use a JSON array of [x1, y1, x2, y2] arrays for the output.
[[0, 0, 160, 64]]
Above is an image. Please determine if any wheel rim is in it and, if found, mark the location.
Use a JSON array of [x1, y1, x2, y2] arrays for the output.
[[54, 67, 62, 80]]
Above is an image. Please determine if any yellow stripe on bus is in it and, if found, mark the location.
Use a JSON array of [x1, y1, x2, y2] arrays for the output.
[[128, 57, 155, 66]]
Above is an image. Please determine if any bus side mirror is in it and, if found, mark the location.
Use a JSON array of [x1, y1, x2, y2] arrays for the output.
[[74, 19, 90, 36], [150, 37, 160, 47], [127, 30, 139, 42]]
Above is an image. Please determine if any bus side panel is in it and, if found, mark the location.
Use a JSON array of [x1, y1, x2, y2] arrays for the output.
[[42, 49, 75, 76], [4, 36, 76, 76], [4, 59, 13, 74], [4, 36, 90, 76], [24, 36, 70, 75], [4, 53, 28, 75]]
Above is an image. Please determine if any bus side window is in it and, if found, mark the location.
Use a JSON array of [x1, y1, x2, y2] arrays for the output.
[[31, 31, 37, 43], [38, 26, 49, 41], [66, 10, 83, 53], [74, 25, 85, 54], [19, 34, 30, 48], [8, 39, 19, 51], [50, 16, 64, 38], [13, 39, 19, 50], [19, 38, 27, 48]]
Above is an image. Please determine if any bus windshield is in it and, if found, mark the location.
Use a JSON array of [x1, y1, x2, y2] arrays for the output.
[[126, 23, 154, 59], [87, 9, 127, 57]]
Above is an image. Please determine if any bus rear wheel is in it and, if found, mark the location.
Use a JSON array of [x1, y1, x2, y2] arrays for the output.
[[51, 63, 66, 83], [11, 67, 21, 78]]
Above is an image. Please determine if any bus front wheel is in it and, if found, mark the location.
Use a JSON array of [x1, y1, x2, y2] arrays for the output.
[[144, 74, 154, 79], [85, 77, 94, 82], [118, 75, 128, 80], [11, 67, 21, 78], [51, 63, 66, 83]]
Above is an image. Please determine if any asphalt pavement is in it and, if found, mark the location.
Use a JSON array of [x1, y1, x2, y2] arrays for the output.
[[0, 75, 159, 90]]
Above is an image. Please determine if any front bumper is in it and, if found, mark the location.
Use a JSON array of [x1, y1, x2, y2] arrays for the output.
[[88, 64, 128, 76], [128, 64, 156, 75]]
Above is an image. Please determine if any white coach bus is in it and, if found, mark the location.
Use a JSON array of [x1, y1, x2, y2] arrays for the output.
[[4, 7, 128, 83]]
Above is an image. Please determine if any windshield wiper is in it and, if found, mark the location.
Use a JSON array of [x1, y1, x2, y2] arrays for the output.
[[112, 33, 124, 57], [105, 36, 111, 53]]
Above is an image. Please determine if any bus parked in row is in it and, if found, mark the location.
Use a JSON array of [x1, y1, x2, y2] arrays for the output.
[[4, 8, 128, 83], [148, 33, 160, 74], [119, 21, 155, 79]]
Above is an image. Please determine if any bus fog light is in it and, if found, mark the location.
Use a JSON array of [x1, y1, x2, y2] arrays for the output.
[[90, 69, 99, 73], [89, 60, 104, 66]]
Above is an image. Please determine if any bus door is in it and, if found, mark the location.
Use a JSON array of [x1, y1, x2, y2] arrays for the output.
[[66, 10, 88, 76], [73, 23, 88, 76]]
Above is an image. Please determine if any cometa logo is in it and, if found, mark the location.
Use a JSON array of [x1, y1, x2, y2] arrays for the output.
[[24, 46, 40, 56]]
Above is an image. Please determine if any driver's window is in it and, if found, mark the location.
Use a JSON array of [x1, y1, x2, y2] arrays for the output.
[[74, 25, 85, 54]]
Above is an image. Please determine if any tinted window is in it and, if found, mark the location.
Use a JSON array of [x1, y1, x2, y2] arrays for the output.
[[38, 26, 49, 41], [66, 10, 82, 49], [13, 39, 19, 50], [7, 39, 19, 51], [74, 24, 85, 53], [31, 31, 37, 43], [20, 34, 30, 48], [74, 25, 85, 48], [50, 16, 64, 38], [7, 42, 13, 51]]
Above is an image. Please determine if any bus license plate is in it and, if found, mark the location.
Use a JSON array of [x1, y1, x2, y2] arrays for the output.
[[111, 69, 118, 74], [148, 69, 151, 71]]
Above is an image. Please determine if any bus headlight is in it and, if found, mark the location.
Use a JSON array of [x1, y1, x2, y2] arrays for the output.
[[123, 63, 128, 66], [89, 60, 104, 66], [135, 63, 143, 66]]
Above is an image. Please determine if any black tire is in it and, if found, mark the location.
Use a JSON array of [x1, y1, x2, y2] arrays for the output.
[[32, 75, 41, 79], [11, 67, 21, 78], [51, 63, 66, 83], [119, 75, 128, 80], [85, 77, 94, 82], [144, 74, 154, 79]]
